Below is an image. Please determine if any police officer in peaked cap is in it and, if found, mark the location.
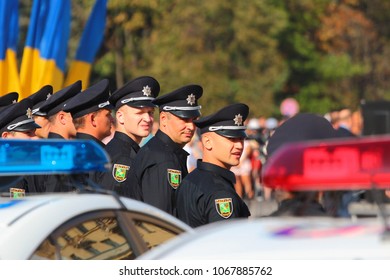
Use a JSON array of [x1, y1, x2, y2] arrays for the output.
[[26, 85, 53, 138], [0, 98, 41, 139], [95, 76, 160, 197], [38, 81, 82, 193], [129, 84, 203, 215], [0, 98, 42, 193], [176, 103, 251, 227], [63, 79, 114, 147], [0, 92, 18, 112], [40, 80, 81, 139]]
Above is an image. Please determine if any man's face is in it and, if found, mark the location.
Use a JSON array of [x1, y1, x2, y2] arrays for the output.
[[95, 109, 114, 140], [202, 132, 244, 169], [63, 112, 77, 139], [117, 106, 155, 144], [33, 116, 50, 139], [2, 130, 36, 139], [160, 112, 197, 147]]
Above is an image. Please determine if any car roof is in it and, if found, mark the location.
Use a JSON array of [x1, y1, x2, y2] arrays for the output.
[[0, 193, 193, 259], [140, 217, 390, 260], [0, 193, 190, 229]]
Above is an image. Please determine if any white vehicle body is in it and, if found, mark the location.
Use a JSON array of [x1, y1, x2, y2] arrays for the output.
[[0, 193, 193, 260], [140, 217, 390, 260]]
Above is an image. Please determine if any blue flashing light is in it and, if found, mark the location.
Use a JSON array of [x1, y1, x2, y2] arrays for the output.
[[0, 139, 110, 175]]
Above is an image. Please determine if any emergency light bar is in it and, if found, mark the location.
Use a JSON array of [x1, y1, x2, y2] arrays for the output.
[[0, 139, 110, 175], [262, 136, 390, 191]]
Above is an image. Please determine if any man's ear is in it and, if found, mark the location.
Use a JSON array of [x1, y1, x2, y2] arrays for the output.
[[160, 111, 168, 128], [58, 112, 66, 125], [202, 133, 212, 150], [89, 113, 97, 127], [116, 109, 125, 125], [1, 131, 9, 138]]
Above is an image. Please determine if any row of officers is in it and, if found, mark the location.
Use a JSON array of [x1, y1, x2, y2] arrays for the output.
[[0, 77, 251, 228]]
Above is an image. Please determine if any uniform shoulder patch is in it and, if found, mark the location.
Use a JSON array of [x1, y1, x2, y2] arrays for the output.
[[112, 164, 130, 182], [167, 169, 181, 189], [215, 198, 233, 218]]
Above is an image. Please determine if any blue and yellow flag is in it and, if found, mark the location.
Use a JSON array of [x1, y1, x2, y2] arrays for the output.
[[0, 1, 21, 94], [65, 0, 107, 90], [20, 0, 71, 98]]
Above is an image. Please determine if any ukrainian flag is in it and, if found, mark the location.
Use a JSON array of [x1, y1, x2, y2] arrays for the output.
[[65, 0, 107, 90], [0, 1, 21, 94], [20, 0, 71, 98]]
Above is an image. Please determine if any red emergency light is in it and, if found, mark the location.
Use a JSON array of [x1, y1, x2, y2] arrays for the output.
[[261, 136, 390, 191]]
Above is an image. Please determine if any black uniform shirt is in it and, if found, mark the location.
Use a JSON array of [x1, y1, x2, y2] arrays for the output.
[[43, 132, 75, 193], [96, 131, 140, 197], [131, 129, 189, 215], [47, 132, 65, 139], [75, 132, 105, 186], [176, 160, 251, 227]]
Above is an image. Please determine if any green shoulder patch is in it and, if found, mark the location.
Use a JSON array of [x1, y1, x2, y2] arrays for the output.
[[167, 169, 181, 189], [215, 198, 233, 218], [112, 164, 130, 182]]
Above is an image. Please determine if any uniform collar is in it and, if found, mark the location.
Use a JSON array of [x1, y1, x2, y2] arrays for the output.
[[196, 160, 236, 184], [113, 131, 140, 152], [155, 129, 189, 155], [48, 132, 64, 139], [76, 132, 105, 147]]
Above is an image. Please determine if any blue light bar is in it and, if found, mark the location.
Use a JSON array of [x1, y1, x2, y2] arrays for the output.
[[0, 139, 110, 175]]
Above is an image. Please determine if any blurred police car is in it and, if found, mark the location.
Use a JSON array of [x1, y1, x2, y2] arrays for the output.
[[0, 139, 193, 260], [140, 136, 390, 260]]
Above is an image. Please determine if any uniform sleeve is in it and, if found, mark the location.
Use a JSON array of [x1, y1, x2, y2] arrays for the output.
[[141, 161, 177, 214], [206, 190, 250, 223]]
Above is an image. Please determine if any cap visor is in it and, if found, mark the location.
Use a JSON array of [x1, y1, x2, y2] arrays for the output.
[[169, 110, 201, 119], [215, 129, 247, 139], [125, 101, 157, 109], [13, 122, 41, 132]]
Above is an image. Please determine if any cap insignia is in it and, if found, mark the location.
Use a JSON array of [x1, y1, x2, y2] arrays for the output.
[[26, 108, 33, 119], [187, 93, 196, 105], [46, 93, 52, 100], [12, 99, 17, 104], [142, 85, 152, 97], [233, 114, 243, 126]]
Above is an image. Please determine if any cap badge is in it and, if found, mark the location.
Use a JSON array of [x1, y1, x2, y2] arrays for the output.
[[26, 108, 32, 119], [186, 93, 196, 105], [142, 85, 152, 97], [215, 198, 233, 218], [46, 93, 52, 100], [12, 99, 17, 104], [233, 114, 243, 126]]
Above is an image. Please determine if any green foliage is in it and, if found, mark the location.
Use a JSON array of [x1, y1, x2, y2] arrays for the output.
[[15, 0, 390, 116]]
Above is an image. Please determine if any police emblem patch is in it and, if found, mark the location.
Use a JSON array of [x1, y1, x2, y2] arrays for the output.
[[215, 198, 233, 218], [167, 169, 181, 189], [112, 164, 130, 182]]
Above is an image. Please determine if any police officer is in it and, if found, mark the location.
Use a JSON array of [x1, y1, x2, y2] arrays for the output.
[[130, 84, 203, 215], [96, 76, 160, 196], [0, 98, 40, 139], [0, 92, 18, 112], [28, 85, 53, 139], [39, 80, 81, 139], [0, 98, 42, 193], [63, 79, 114, 147], [176, 103, 251, 227]]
